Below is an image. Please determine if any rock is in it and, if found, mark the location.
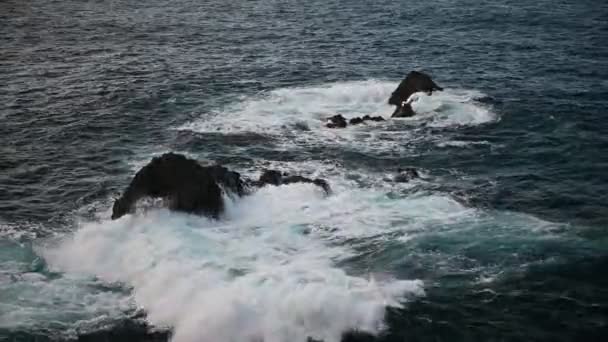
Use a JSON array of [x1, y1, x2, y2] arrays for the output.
[[326, 114, 347, 128], [392, 102, 417, 118], [254, 170, 331, 194], [206, 164, 246, 196], [326, 115, 385, 128], [394, 167, 420, 183], [389, 71, 443, 118], [111, 153, 234, 220], [362, 115, 385, 122], [112, 154, 333, 220], [256, 169, 283, 186], [349, 117, 364, 125]]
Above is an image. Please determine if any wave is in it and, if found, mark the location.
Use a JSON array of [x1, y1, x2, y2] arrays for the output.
[[0, 239, 133, 337], [407, 89, 497, 127], [40, 174, 430, 342], [1, 157, 570, 341]]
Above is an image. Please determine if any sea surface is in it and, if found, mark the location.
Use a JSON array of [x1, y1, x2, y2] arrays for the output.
[[1, 0, 607, 341]]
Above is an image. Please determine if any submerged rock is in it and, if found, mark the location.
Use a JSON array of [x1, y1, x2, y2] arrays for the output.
[[394, 167, 421, 183], [294, 121, 311, 131]]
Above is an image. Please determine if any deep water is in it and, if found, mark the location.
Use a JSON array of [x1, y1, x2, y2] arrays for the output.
[[1, 0, 607, 341]]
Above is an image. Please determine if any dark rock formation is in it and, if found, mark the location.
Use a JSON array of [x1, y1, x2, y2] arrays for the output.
[[326, 114, 348, 128], [112, 153, 331, 220], [111, 153, 234, 220], [325, 114, 385, 128], [391, 101, 417, 118], [389, 71, 443, 118], [394, 167, 421, 183], [255, 169, 283, 186], [349, 115, 386, 125], [206, 164, 246, 196], [362, 115, 385, 122], [253, 169, 331, 194], [349, 117, 364, 125]]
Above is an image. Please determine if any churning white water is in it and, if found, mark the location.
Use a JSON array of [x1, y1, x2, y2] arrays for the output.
[[29, 159, 565, 342], [28, 81, 504, 341], [41, 174, 430, 342], [177, 80, 498, 152]]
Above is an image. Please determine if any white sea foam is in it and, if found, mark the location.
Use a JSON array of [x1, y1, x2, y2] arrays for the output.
[[179, 80, 395, 135], [40, 175, 433, 342], [177, 80, 498, 152], [406, 89, 497, 127], [0, 240, 132, 335], [31, 156, 571, 341], [13, 79, 511, 341]]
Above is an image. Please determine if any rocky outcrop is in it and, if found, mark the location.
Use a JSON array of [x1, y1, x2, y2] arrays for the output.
[[206, 164, 246, 196], [111, 153, 229, 220], [350, 115, 385, 125], [326, 114, 385, 129], [391, 101, 417, 118], [324, 71, 443, 127], [253, 169, 331, 194], [389, 71, 443, 118], [324, 71, 443, 126], [112, 153, 331, 220], [326, 114, 348, 128]]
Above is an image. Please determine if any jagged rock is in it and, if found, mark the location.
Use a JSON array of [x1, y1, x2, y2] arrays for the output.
[[362, 115, 385, 122], [206, 164, 246, 196], [325, 115, 386, 128], [111, 153, 233, 220], [392, 102, 417, 118], [349, 117, 364, 125], [254, 170, 331, 194], [326, 114, 347, 128], [389, 71, 443, 118], [112, 154, 332, 220]]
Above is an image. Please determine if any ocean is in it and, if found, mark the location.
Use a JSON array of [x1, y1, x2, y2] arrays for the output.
[[1, 0, 607, 341]]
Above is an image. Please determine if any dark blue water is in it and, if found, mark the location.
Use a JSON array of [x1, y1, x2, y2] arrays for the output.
[[1, 0, 607, 341]]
